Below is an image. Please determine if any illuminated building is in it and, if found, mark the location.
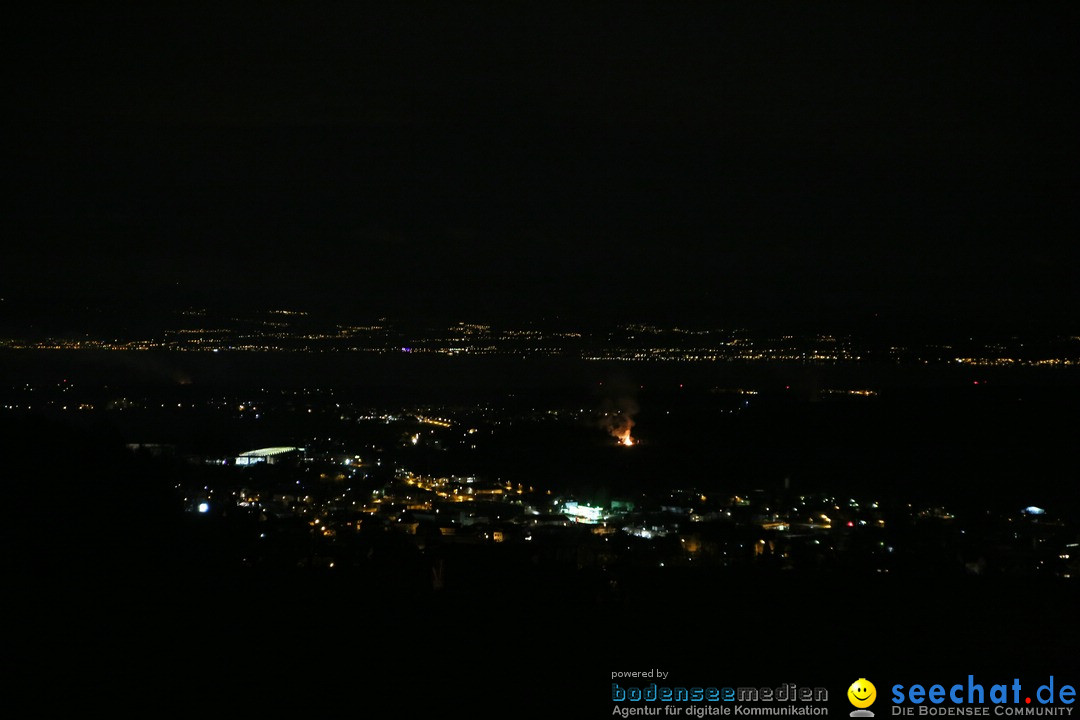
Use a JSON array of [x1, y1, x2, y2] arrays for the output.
[[234, 446, 303, 466]]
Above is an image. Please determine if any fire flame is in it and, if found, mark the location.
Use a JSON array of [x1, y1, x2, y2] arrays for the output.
[[601, 400, 637, 448]]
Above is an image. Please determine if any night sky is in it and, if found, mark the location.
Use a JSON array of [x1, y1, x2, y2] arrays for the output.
[[4, 2, 1078, 333]]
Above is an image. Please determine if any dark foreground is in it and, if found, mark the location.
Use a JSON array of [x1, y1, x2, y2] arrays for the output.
[[9, 559, 1077, 715]]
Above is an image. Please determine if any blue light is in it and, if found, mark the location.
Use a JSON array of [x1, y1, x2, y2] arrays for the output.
[[198, 502, 210, 513]]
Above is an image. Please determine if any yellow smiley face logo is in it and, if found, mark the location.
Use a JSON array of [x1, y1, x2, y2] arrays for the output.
[[848, 679, 877, 708]]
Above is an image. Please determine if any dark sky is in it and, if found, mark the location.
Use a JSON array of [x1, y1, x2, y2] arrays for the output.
[[4, 2, 1078, 333]]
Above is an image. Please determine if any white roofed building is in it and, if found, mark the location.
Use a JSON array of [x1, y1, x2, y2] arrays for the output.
[[235, 446, 303, 466]]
